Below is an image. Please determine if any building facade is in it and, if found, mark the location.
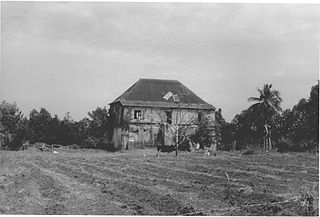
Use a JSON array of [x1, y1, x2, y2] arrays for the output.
[[109, 78, 216, 150]]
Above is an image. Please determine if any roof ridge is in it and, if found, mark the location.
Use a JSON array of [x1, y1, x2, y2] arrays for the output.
[[139, 78, 180, 82]]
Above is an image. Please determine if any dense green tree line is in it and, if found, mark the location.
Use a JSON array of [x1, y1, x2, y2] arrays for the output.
[[216, 82, 319, 152], [0, 103, 112, 150]]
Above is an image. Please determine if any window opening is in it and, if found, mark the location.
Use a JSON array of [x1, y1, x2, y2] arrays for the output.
[[166, 111, 172, 124], [134, 110, 142, 120]]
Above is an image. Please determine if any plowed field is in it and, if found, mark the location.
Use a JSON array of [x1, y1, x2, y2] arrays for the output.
[[0, 148, 318, 215]]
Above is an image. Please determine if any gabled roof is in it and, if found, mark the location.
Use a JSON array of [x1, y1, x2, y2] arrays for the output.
[[110, 78, 215, 110]]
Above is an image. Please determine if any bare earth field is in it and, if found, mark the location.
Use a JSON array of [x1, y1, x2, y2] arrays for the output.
[[0, 148, 318, 215]]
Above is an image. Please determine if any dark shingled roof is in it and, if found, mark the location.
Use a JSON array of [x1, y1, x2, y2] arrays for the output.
[[110, 78, 215, 110]]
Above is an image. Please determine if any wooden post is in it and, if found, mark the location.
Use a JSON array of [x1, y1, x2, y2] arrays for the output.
[[264, 124, 270, 150], [175, 130, 179, 156]]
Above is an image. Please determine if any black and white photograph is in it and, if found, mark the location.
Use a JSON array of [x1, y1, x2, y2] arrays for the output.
[[0, 1, 319, 215]]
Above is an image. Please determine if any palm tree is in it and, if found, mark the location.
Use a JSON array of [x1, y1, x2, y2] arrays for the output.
[[248, 84, 282, 150]]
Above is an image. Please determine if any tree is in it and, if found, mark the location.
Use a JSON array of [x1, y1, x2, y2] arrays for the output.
[[75, 117, 90, 148], [268, 82, 318, 153], [273, 109, 294, 141], [288, 83, 319, 151], [154, 104, 202, 156], [213, 108, 234, 151], [28, 108, 52, 143], [220, 122, 235, 151], [214, 108, 225, 148], [83, 107, 111, 149], [0, 101, 28, 150], [248, 84, 282, 150], [47, 114, 61, 144], [231, 109, 260, 150], [305, 83, 319, 145], [58, 113, 79, 146], [192, 116, 215, 149]]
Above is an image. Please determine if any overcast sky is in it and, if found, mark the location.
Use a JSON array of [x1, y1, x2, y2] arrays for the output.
[[1, 2, 319, 121]]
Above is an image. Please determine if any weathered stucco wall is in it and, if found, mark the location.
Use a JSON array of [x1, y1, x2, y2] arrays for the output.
[[123, 106, 214, 125], [110, 102, 124, 127], [110, 104, 215, 149]]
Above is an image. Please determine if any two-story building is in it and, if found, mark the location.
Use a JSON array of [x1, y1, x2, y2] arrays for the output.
[[109, 78, 216, 150]]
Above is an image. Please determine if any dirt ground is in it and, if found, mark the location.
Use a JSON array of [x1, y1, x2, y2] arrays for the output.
[[0, 148, 318, 215]]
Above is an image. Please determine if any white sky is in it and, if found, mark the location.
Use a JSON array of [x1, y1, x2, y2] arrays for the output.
[[1, 2, 319, 121]]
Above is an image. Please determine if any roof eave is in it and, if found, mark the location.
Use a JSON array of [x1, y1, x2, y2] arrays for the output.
[[113, 100, 215, 111]]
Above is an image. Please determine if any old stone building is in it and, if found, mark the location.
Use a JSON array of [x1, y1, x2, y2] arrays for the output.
[[109, 78, 216, 150]]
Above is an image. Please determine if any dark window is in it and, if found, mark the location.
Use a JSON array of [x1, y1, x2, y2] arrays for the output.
[[134, 110, 142, 119], [165, 111, 172, 124], [198, 113, 202, 122]]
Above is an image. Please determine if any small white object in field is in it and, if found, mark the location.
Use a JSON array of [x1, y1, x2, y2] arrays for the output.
[[53, 151, 58, 154], [225, 172, 230, 181], [195, 143, 200, 150], [204, 150, 210, 156], [143, 153, 146, 157]]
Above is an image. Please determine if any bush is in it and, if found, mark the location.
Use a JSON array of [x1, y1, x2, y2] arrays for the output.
[[275, 137, 318, 153], [218, 142, 234, 151], [82, 137, 100, 149], [291, 140, 316, 153], [178, 139, 191, 152], [102, 142, 119, 152], [275, 142, 290, 153], [81, 137, 117, 151]]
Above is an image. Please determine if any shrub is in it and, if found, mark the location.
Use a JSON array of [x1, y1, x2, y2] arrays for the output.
[[178, 139, 191, 152], [82, 137, 100, 149], [276, 142, 290, 153]]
